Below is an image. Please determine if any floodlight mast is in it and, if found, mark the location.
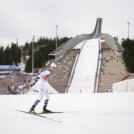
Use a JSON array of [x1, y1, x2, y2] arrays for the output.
[[32, 36, 35, 74]]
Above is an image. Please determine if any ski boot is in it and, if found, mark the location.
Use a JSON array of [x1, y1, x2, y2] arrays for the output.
[[42, 105, 52, 113], [29, 105, 36, 114]]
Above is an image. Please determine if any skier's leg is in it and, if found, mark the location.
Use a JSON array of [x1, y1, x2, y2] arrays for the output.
[[29, 100, 40, 113], [43, 90, 51, 113], [29, 89, 44, 113]]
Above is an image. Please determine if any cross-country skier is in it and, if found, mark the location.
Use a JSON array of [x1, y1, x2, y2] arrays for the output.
[[29, 63, 57, 114]]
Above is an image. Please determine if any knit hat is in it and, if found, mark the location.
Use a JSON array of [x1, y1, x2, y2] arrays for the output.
[[50, 63, 57, 68]]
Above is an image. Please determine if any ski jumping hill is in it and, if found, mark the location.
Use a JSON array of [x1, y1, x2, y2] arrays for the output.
[[68, 39, 99, 93]]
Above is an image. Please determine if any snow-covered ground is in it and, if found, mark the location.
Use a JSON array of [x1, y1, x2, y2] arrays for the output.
[[0, 93, 134, 134]]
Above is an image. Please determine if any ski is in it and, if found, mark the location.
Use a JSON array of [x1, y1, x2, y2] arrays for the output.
[[16, 110, 62, 123], [37, 110, 79, 114]]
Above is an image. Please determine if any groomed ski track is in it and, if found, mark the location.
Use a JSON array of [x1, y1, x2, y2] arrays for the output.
[[0, 93, 134, 134]]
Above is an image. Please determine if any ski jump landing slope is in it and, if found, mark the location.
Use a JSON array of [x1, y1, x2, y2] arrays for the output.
[[68, 39, 99, 93], [0, 93, 134, 134]]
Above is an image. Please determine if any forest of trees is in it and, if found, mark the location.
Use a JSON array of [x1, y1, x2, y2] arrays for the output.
[[0, 37, 134, 73], [0, 36, 71, 72], [122, 38, 134, 73], [0, 43, 21, 65]]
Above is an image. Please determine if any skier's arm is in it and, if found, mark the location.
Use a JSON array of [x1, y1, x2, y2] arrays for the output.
[[30, 75, 40, 86]]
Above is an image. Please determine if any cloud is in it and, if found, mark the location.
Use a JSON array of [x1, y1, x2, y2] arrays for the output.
[[0, 0, 134, 46]]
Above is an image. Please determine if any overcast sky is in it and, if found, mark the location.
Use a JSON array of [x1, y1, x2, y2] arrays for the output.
[[0, 0, 134, 47]]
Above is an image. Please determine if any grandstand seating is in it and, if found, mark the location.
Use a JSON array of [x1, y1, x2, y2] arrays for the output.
[[97, 42, 126, 92], [49, 49, 79, 93], [0, 74, 31, 94]]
